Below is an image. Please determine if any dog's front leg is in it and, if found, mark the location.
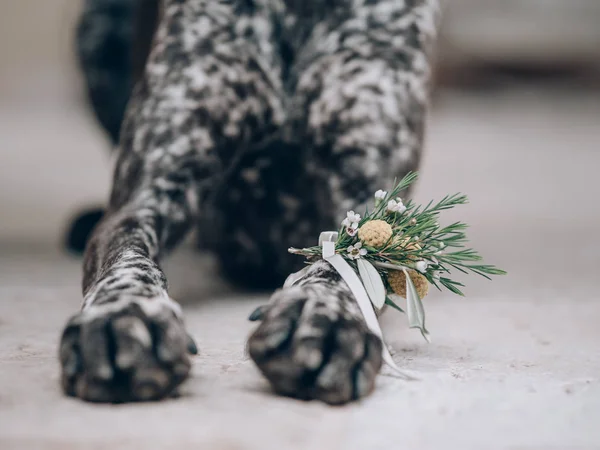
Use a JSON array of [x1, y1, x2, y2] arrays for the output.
[[247, 0, 440, 404], [58, 116, 201, 402], [59, 0, 284, 402]]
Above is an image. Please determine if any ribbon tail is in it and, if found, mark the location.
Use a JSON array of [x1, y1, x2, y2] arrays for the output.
[[403, 268, 431, 343], [382, 347, 417, 380], [326, 254, 417, 381]]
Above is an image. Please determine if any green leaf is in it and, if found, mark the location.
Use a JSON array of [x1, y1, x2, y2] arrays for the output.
[[439, 277, 465, 296], [404, 269, 431, 342], [357, 259, 386, 310]]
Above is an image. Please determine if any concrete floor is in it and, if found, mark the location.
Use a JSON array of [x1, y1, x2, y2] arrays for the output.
[[1, 87, 600, 449]]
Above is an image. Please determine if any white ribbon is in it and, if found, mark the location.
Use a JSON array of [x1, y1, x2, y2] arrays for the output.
[[285, 232, 417, 380]]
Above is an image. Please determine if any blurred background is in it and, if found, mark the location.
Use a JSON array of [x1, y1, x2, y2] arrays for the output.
[[1, 1, 600, 447], [0, 0, 599, 245]]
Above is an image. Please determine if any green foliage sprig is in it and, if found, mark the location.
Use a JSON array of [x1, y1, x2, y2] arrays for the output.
[[290, 172, 505, 310]]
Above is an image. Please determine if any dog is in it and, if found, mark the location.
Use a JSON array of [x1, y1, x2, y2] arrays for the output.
[[60, 0, 440, 404]]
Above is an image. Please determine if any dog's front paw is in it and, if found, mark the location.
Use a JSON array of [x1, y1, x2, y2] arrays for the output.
[[59, 296, 196, 402], [248, 284, 383, 405]]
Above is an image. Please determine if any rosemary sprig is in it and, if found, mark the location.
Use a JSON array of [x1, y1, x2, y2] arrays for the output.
[[289, 172, 505, 297]]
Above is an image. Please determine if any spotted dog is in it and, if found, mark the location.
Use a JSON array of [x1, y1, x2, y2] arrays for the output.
[[60, 0, 440, 404]]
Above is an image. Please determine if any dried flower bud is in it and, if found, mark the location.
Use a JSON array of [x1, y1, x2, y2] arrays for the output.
[[388, 269, 429, 299], [358, 220, 393, 248]]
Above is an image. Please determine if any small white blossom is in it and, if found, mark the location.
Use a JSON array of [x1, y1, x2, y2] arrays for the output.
[[374, 190, 387, 200], [347, 210, 361, 223], [342, 211, 360, 235], [347, 242, 367, 260], [415, 260, 429, 273], [346, 223, 358, 236], [438, 242, 445, 249], [386, 199, 407, 214]]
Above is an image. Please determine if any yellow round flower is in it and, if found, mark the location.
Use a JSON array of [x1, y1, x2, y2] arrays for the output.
[[388, 269, 429, 299], [358, 220, 393, 248]]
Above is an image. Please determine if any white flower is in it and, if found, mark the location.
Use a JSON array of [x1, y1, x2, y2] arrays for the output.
[[342, 210, 361, 228], [342, 211, 360, 236], [386, 199, 406, 214], [347, 210, 361, 223], [374, 190, 387, 200], [438, 242, 445, 249], [374, 189, 388, 206], [346, 223, 358, 236], [415, 260, 429, 273], [347, 242, 367, 260]]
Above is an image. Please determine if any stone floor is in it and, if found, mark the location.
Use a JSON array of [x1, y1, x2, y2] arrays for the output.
[[1, 87, 599, 449]]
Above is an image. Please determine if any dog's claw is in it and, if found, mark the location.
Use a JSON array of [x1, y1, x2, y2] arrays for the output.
[[186, 333, 198, 355], [248, 305, 268, 322]]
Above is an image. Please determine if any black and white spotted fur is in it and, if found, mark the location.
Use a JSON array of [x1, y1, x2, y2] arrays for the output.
[[60, 0, 440, 404]]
